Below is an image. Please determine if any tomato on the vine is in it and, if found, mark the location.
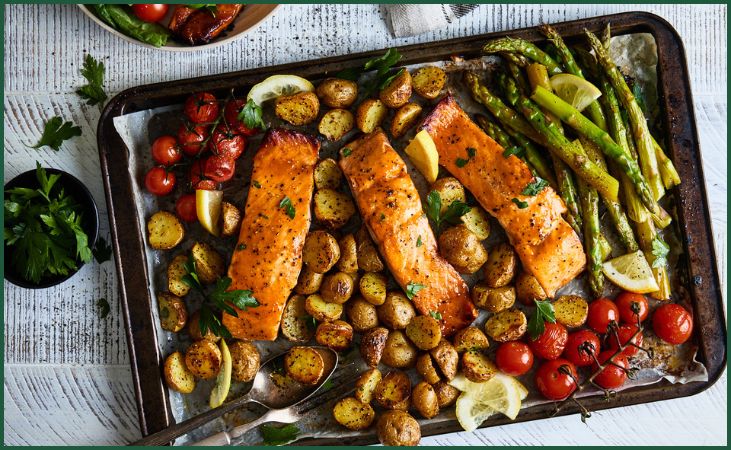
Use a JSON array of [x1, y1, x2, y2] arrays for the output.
[[495, 342, 534, 376], [535, 358, 578, 401], [203, 155, 236, 182], [189, 159, 206, 186], [209, 125, 245, 160], [184, 92, 220, 124], [178, 124, 210, 157], [175, 194, 197, 223], [587, 298, 620, 334], [562, 329, 601, 367], [131, 4, 168, 23], [616, 292, 650, 324], [593, 350, 629, 390], [151, 135, 181, 166], [144, 166, 176, 196], [652, 304, 693, 345], [529, 322, 568, 360], [224, 99, 259, 136], [607, 324, 643, 357]]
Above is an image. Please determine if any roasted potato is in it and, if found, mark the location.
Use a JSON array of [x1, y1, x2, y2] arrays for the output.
[[375, 370, 411, 409], [471, 283, 516, 313], [430, 177, 466, 214], [430, 339, 459, 380], [187, 311, 220, 342], [318, 109, 355, 141], [377, 292, 416, 330], [461, 350, 498, 382], [221, 201, 242, 237], [360, 326, 389, 367], [381, 330, 418, 368], [432, 380, 459, 408], [390, 102, 422, 138], [333, 397, 375, 431], [379, 70, 412, 109], [484, 308, 528, 342], [405, 315, 442, 350], [147, 211, 184, 250], [515, 271, 547, 305], [391, 397, 411, 411], [484, 243, 517, 288], [416, 353, 441, 384], [356, 98, 388, 133], [452, 326, 489, 353], [320, 272, 355, 304], [359, 272, 388, 305], [314, 189, 356, 230], [281, 294, 315, 343], [164, 351, 196, 394], [157, 292, 187, 332], [315, 320, 353, 351], [412, 381, 439, 419], [305, 294, 343, 322], [303, 230, 340, 273], [377, 410, 421, 446], [229, 340, 260, 382], [314, 158, 343, 190], [336, 233, 358, 273], [355, 368, 382, 404], [274, 91, 319, 126], [438, 224, 488, 274], [167, 254, 191, 297], [346, 297, 379, 333], [355, 226, 385, 272], [191, 242, 225, 284], [284, 346, 325, 385], [460, 206, 491, 240], [412, 66, 447, 100], [553, 295, 589, 328], [316, 78, 358, 108], [294, 266, 325, 295], [185, 340, 222, 380]]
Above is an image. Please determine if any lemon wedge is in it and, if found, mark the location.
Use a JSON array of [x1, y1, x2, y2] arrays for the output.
[[405, 129, 439, 183], [196, 189, 224, 237], [550, 73, 602, 112], [451, 372, 527, 432], [247, 74, 315, 105], [209, 338, 232, 408], [455, 394, 495, 432], [602, 250, 660, 293]]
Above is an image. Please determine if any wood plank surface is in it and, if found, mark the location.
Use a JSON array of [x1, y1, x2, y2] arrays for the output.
[[3, 3, 727, 446]]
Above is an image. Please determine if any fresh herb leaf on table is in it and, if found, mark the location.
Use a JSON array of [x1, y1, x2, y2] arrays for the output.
[[528, 299, 556, 339], [92, 236, 113, 264], [76, 54, 107, 106], [31, 117, 81, 151], [260, 423, 299, 446]]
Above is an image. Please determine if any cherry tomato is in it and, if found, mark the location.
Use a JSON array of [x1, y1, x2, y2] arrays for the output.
[[131, 4, 169, 23], [203, 155, 236, 182], [529, 322, 568, 360], [562, 329, 601, 367], [224, 99, 259, 136], [535, 358, 578, 401], [189, 159, 206, 186], [495, 342, 534, 376], [175, 194, 197, 223], [184, 92, 220, 124], [178, 124, 210, 157], [607, 324, 643, 357], [587, 298, 620, 334], [653, 304, 693, 345], [151, 135, 182, 166], [616, 292, 650, 324], [195, 179, 218, 191], [593, 350, 629, 390], [144, 166, 176, 196], [209, 125, 246, 160]]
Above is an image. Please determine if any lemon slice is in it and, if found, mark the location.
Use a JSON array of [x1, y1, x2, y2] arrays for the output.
[[455, 393, 495, 432], [478, 373, 526, 420], [247, 75, 315, 105], [209, 338, 232, 408], [451, 372, 527, 431], [550, 73, 602, 112], [602, 250, 660, 293], [196, 189, 224, 237], [405, 129, 439, 183]]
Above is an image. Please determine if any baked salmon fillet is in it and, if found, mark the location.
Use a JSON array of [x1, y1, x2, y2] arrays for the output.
[[339, 130, 477, 335], [421, 95, 585, 296], [223, 129, 319, 341]]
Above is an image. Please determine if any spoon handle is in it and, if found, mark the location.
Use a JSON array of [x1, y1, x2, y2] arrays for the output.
[[190, 411, 272, 446]]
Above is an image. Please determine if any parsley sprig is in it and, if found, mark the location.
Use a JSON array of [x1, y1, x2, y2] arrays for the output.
[[279, 196, 296, 219], [528, 299, 556, 339], [237, 99, 267, 131], [521, 177, 549, 196], [406, 281, 425, 300], [455, 147, 477, 168], [651, 236, 670, 268], [31, 116, 81, 151], [76, 54, 107, 106], [260, 424, 299, 446], [425, 190, 470, 234], [336, 48, 404, 96]]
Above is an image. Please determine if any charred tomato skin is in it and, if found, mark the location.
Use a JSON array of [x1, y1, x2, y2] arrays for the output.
[[607, 324, 643, 357], [209, 125, 246, 160], [203, 155, 236, 183], [178, 124, 210, 157], [175, 194, 198, 223]]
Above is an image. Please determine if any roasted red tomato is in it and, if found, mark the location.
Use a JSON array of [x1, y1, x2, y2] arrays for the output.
[[144, 166, 176, 196], [195, 179, 218, 191], [209, 125, 246, 160], [131, 4, 169, 23], [203, 155, 236, 182], [535, 358, 578, 401], [224, 99, 259, 136], [562, 329, 601, 367], [495, 342, 534, 376], [151, 135, 182, 166], [652, 304, 693, 345], [189, 159, 206, 186], [593, 350, 629, 390], [529, 322, 568, 360], [607, 323, 643, 357], [175, 194, 197, 223], [178, 124, 209, 157], [184, 92, 220, 124], [615, 292, 650, 324], [587, 298, 620, 334]]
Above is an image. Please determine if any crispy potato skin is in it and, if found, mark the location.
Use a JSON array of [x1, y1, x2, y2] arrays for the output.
[[221, 201, 242, 237], [484, 243, 518, 288], [452, 326, 489, 353], [377, 410, 421, 446], [391, 102, 423, 138], [185, 340, 222, 380], [405, 315, 442, 350], [515, 271, 547, 306], [320, 271, 355, 304], [356, 99, 388, 133], [164, 351, 196, 394], [377, 292, 416, 330], [284, 346, 325, 385], [382, 330, 418, 369], [346, 297, 379, 333], [294, 266, 324, 295], [333, 397, 375, 430], [412, 381, 439, 419], [315, 320, 353, 351], [375, 370, 412, 409], [316, 78, 358, 108], [429, 339, 458, 380], [280, 294, 315, 343], [275, 91, 320, 126], [360, 326, 389, 367], [354, 226, 385, 272], [379, 70, 413, 109], [158, 292, 188, 332], [229, 341, 260, 382], [412, 66, 447, 100], [438, 224, 488, 274], [336, 234, 359, 273], [303, 230, 341, 273], [461, 350, 498, 382], [432, 380, 459, 408], [416, 353, 441, 384], [472, 284, 516, 313], [484, 308, 528, 342], [147, 211, 184, 250]]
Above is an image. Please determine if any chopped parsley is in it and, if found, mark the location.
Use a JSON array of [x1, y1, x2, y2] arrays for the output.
[[528, 299, 556, 339], [341, 147, 352, 157], [405, 281, 426, 300], [76, 54, 107, 106], [512, 198, 529, 209], [521, 177, 549, 196], [455, 147, 477, 167], [31, 116, 81, 151], [236, 243, 247, 251], [651, 236, 670, 268], [429, 310, 442, 320], [416, 235, 423, 247], [252, 180, 262, 189], [426, 190, 471, 234], [379, 213, 386, 221], [279, 196, 296, 219]]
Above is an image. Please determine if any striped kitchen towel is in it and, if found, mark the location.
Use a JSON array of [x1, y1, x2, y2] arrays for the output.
[[385, 4, 478, 37]]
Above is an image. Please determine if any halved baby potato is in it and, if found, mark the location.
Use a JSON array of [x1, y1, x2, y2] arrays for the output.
[[314, 158, 343, 190], [167, 254, 191, 297], [164, 351, 196, 394], [333, 397, 375, 431], [314, 189, 356, 229], [284, 346, 325, 385], [158, 292, 187, 332], [484, 308, 528, 342], [303, 230, 341, 273], [412, 66, 447, 100], [553, 295, 589, 328], [305, 294, 343, 322], [281, 294, 315, 343], [359, 272, 388, 306], [390, 102, 422, 138], [191, 242, 225, 284], [147, 211, 184, 250], [355, 368, 382, 404], [318, 109, 355, 141], [185, 340, 222, 380], [461, 350, 498, 383], [374, 370, 411, 409], [356, 99, 388, 133], [460, 206, 491, 240], [275, 91, 320, 126], [315, 320, 353, 352]]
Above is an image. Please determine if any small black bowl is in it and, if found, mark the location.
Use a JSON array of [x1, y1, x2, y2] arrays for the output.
[[4, 168, 99, 289]]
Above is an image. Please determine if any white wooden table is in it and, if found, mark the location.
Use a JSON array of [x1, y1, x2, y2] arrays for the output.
[[3, 4, 727, 446]]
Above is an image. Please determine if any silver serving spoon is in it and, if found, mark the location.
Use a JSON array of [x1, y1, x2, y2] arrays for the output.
[[131, 346, 338, 446]]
